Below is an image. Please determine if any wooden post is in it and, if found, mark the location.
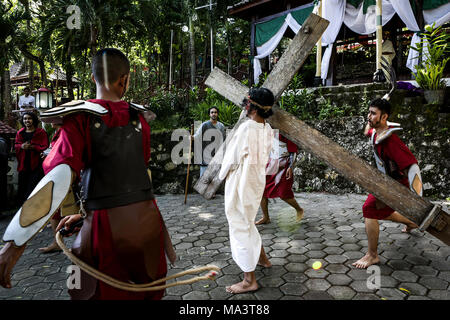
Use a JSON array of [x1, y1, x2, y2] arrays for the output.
[[184, 124, 194, 204], [315, 1, 323, 80], [375, 0, 382, 71], [373, 0, 385, 82], [250, 16, 256, 86]]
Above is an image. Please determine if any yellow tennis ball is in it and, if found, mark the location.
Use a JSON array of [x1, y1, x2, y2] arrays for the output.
[[312, 261, 322, 270]]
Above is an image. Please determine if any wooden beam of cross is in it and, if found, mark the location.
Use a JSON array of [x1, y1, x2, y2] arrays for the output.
[[195, 13, 329, 198], [194, 13, 450, 245]]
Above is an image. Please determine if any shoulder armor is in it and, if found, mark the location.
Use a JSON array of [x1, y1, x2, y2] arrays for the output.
[[374, 127, 403, 145], [39, 100, 108, 123], [129, 102, 150, 112]]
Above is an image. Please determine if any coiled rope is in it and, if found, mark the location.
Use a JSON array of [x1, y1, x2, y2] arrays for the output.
[[56, 232, 220, 292]]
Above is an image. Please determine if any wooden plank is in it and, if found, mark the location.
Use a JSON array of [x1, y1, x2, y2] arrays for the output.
[[194, 13, 329, 198], [194, 70, 250, 197], [262, 14, 329, 100], [267, 107, 450, 245], [193, 14, 450, 245]]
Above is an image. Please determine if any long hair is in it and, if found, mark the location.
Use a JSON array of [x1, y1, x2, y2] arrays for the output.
[[248, 87, 274, 119], [20, 112, 39, 128]]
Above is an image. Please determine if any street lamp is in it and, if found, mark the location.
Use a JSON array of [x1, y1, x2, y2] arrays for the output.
[[35, 87, 54, 110]]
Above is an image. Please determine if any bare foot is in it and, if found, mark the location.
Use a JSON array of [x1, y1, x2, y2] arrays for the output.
[[352, 254, 379, 269], [258, 256, 272, 268], [296, 208, 304, 222], [402, 222, 418, 233], [255, 218, 270, 225], [39, 242, 61, 254], [226, 279, 258, 294]]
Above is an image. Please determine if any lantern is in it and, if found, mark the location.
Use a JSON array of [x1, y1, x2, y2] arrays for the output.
[[35, 88, 54, 110]]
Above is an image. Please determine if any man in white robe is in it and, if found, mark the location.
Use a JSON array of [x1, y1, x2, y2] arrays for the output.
[[218, 87, 275, 294]]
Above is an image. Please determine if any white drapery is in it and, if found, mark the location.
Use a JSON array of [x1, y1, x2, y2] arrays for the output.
[[254, 0, 450, 83], [253, 13, 301, 84], [320, 0, 450, 79]]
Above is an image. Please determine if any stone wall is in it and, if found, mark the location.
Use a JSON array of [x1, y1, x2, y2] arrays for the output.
[[5, 85, 448, 200], [149, 130, 201, 195], [150, 87, 449, 199], [291, 89, 449, 199]]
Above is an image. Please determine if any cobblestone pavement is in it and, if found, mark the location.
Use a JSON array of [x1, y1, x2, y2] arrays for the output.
[[0, 193, 449, 300]]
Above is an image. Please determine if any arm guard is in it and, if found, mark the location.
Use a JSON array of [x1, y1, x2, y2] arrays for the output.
[[408, 164, 423, 197], [2, 164, 74, 246], [289, 152, 296, 168]]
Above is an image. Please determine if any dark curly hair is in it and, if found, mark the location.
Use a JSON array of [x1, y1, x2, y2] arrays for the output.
[[370, 98, 391, 116], [248, 87, 274, 119], [208, 106, 219, 115], [20, 112, 39, 128]]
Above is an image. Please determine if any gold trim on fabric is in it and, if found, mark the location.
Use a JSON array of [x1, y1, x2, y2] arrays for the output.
[[412, 175, 422, 195], [20, 181, 54, 227]]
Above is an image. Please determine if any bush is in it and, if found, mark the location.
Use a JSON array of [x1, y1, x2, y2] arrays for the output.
[[188, 87, 241, 127], [412, 23, 450, 90]]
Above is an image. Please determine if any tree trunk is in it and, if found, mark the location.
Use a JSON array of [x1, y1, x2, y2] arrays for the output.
[[202, 37, 208, 75], [21, 0, 34, 90], [226, 26, 232, 75], [2, 70, 12, 117], [19, 47, 46, 87], [189, 16, 196, 88], [180, 32, 184, 88], [65, 43, 75, 100]]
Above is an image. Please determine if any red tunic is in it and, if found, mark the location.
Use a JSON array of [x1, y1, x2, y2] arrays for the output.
[[263, 134, 298, 199], [42, 99, 165, 300], [15, 127, 48, 172], [363, 128, 418, 220]]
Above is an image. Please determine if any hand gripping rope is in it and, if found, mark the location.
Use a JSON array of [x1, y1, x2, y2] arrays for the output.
[[55, 224, 220, 292]]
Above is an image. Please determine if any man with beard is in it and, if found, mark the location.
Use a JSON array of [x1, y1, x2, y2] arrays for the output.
[[193, 106, 226, 177], [353, 98, 419, 269]]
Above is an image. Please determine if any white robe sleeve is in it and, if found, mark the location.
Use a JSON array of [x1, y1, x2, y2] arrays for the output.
[[218, 122, 249, 180]]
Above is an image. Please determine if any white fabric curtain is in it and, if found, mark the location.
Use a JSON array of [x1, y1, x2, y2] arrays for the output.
[[343, 0, 396, 35], [320, 0, 346, 80], [253, 13, 301, 84], [424, 2, 450, 25], [320, 0, 397, 80], [408, 2, 450, 73], [321, 0, 450, 79], [254, 0, 450, 83]]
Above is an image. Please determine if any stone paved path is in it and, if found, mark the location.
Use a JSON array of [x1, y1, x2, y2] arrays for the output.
[[0, 193, 449, 300]]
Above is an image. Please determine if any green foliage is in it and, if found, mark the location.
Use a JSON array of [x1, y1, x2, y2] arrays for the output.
[[411, 24, 450, 90], [280, 88, 365, 121], [279, 89, 316, 121], [189, 87, 240, 127], [189, 100, 210, 123], [215, 101, 241, 127]]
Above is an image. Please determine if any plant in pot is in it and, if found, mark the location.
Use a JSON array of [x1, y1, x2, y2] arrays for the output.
[[411, 23, 449, 105]]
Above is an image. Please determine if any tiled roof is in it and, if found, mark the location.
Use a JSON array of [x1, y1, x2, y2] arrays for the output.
[[0, 121, 17, 134], [227, 0, 253, 10], [10, 65, 79, 83], [9, 62, 26, 78]]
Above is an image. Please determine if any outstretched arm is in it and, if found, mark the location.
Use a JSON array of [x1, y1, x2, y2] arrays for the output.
[[0, 166, 76, 288], [364, 122, 371, 136], [0, 242, 26, 288]]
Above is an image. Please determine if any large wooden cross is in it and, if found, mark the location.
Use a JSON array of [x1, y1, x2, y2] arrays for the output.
[[193, 14, 450, 245]]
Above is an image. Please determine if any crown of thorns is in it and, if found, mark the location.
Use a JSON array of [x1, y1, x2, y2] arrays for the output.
[[243, 97, 273, 111]]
